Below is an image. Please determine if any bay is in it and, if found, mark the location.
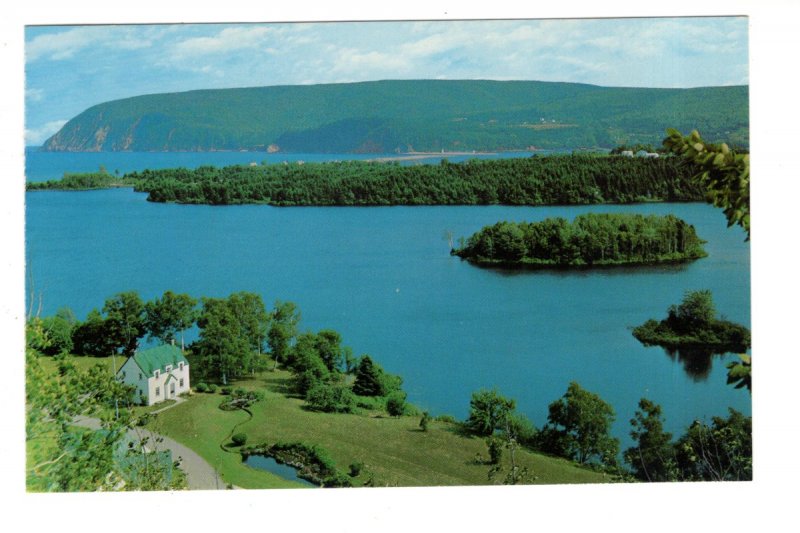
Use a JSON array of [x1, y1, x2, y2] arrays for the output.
[[24, 150, 751, 452]]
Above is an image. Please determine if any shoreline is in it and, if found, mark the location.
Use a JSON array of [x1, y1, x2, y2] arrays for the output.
[[366, 151, 500, 162]]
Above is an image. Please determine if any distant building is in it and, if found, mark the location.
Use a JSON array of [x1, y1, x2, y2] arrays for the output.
[[117, 344, 190, 406], [621, 150, 634, 157]]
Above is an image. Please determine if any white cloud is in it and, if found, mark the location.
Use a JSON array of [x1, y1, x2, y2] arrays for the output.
[[171, 26, 275, 58], [328, 47, 412, 77], [25, 88, 44, 102], [25, 119, 67, 145], [26, 26, 156, 62]]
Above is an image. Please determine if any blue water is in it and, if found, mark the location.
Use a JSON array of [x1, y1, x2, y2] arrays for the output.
[[24, 150, 751, 453], [244, 454, 317, 487], [24, 147, 540, 182]]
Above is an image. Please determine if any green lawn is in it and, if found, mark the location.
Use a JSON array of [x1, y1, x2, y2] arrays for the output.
[[149, 369, 611, 489], [31, 354, 611, 489]]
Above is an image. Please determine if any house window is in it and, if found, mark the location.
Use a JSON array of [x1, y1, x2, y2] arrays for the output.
[[154, 370, 160, 378], [156, 387, 160, 396], [138, 372, 143, 380], [165, 365, 172, 372], [179, 362, 184, 371], [179, 378, 184, 388]]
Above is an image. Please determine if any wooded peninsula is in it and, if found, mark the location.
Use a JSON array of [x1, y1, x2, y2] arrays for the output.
[[452, 213, 707, 267], [101, 154, 706, 206]]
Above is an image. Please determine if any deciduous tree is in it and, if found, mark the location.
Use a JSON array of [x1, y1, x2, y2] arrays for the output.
[[144, 291, 198, 350], [195, 297, 250, 385], [268, 300, 301, 367], [102, 291, 147, 356], [465, 389, 516, 437], [624, 398, 676, 481], [545, 382, 619, 465]]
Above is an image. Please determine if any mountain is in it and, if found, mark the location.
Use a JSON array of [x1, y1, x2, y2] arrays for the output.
[[42, 80, 749, 153]]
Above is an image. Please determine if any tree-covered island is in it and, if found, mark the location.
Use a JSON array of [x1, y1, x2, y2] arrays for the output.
[[115, 154, 706, 206], [452, 213, 707, 267], [632, 290, 751, 352]]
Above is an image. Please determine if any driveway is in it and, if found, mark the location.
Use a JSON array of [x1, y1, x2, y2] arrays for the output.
[[73, 411, 230, 490]]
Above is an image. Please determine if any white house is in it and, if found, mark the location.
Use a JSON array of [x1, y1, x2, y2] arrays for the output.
[[117, 344, 190, 406]]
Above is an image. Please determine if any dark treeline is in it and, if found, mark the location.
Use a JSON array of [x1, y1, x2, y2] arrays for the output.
[[453, 213, 707, 267], [124, 155, 706, 206]]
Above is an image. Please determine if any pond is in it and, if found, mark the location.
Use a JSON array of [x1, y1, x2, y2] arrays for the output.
[[244, 454, 317, 487]]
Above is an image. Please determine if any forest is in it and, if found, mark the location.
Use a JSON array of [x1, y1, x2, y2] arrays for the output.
[[452, 213, 707, 267], [124, 154, 706, 206]]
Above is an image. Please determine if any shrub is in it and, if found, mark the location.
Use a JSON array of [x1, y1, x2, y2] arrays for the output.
[[220, 386, 232, 396], [487, 436, 503, 465], [208, 383, 219, 393], [419, 411, 431, 432], [231, 433, 248, 446], [195, 382, 209, 393], [348, 461, 364, 477], [386, 391, 407, 417], [355, 395, 385, 411], [305, 381, 356, 413], [435, 414, 457, 424], [233, 387, 247, 397], [268, 442, 352, 487]]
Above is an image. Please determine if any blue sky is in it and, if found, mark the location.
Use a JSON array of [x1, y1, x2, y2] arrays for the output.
[[24, 17, 749, 145]]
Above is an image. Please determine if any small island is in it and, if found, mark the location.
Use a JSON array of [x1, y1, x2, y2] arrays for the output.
[[632, 290, 751, 352], [452, 213, 707, 267]]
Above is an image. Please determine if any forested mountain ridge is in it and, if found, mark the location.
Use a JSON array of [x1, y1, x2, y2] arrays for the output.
[[42, 80, 749, 153]]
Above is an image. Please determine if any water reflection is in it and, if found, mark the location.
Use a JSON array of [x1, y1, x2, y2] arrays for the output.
[[477, 261, 691, 278], [661, 345, 738, 382]]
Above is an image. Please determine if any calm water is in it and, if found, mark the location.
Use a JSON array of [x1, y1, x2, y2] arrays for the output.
[[24, 147, 540, 182], [24, 150, 751, 452], [244, 455, 317, 487]]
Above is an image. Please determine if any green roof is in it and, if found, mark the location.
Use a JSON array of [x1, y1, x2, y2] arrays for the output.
[[130, 344, 188, 376]]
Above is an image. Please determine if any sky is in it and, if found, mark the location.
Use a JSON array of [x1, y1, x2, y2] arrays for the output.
[[23, 17, 749, 145]]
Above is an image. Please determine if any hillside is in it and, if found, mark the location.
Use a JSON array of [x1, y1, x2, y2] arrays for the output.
[[43, 80, 749, 153]]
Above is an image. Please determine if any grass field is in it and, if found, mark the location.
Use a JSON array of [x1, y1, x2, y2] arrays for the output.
[[148, 368, 611, 489]]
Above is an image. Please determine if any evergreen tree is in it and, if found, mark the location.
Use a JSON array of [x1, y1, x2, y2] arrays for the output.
[[352, 356, 385, 396]]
